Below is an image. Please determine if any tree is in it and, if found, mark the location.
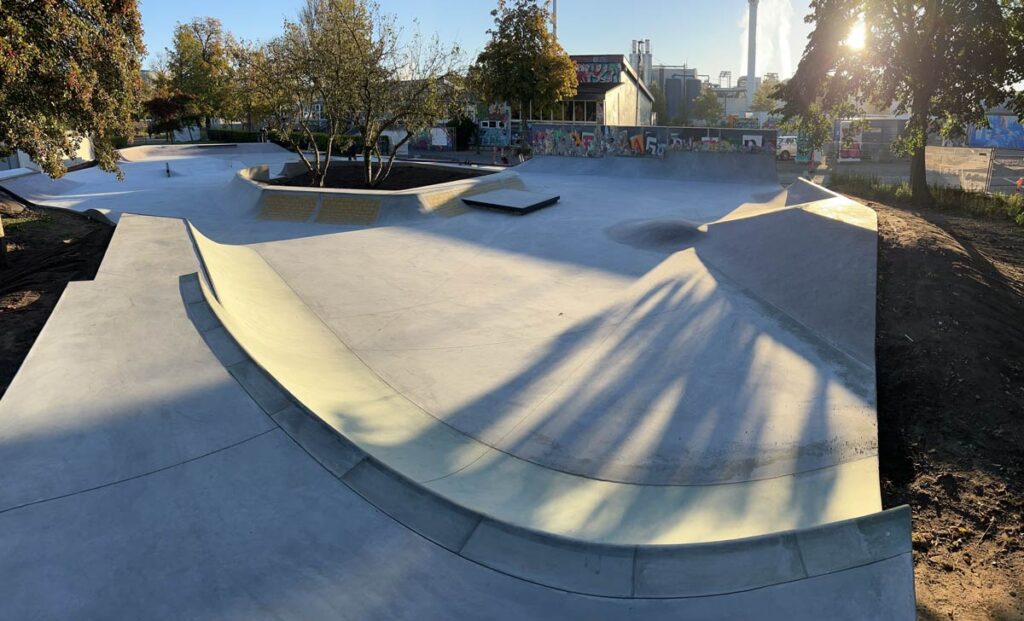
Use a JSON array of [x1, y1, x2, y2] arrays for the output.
[[691, 85, 723, 126], [649, 82, 668, 125], [751, 76, 782, 113], [471, 0, 577, 138], [256, 0, 463, 188], [144, 94, 200, 142], [776, 1, 1017, 206], [167, 17, 237, 137], [0, 0, 144, 179], [345, 5, 464, 187]]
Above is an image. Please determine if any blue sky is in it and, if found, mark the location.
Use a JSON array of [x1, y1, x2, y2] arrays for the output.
[[140, 0, 814, 80]]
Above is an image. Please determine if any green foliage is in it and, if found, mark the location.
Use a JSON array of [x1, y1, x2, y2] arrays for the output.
[[691, 86, 722, 125], [0, 0, 145, 179], [167, 17, 237, 133], [777, 1, 1019, 206], [649, 82, 668, 125], [829, 172, 1024, 228], [144, 94, 199, 137], [471, 0, 577, 113], [208, 129, 260, 143], [751, 76, 782, 113]]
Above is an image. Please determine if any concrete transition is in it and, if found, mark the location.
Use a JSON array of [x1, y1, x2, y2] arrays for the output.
[[0, 144, 915, 619]]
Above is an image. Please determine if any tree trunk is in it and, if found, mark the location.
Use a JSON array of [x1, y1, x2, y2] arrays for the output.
[[910, 143, 929, 206], [0, 215, 6, 268], [908, 91, 934, 207]]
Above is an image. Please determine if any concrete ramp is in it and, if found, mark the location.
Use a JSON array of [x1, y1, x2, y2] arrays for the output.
[[517, 152, 779, 185]]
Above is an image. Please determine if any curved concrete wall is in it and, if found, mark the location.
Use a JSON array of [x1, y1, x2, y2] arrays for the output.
[[182, 231, 912, 600], [236, 162, 524, 226], [517, 152, 779, 185]]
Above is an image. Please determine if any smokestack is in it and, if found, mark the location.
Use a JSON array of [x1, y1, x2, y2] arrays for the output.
[[552, 0, 557, 39], [746, 0, 758, 109]]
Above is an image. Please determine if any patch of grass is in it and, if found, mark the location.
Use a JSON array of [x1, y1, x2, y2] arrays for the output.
[[828, 172, 1024, 227], [2, 213, 51, 231]]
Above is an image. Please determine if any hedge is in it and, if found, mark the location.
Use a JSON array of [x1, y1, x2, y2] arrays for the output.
[[208, 128, 260, 143]]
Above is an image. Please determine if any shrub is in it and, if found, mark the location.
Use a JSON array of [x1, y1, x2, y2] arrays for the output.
[[208, 128, 260, 143], [828, 172, 1024, 229]]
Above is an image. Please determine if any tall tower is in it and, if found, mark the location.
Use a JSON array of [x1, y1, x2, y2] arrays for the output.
[[746, 0, 758, 109]]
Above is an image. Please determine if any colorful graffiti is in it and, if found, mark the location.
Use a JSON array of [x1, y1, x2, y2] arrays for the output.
[[969, 115, 1024, 149], [409, 127, 454, 151], [528, 124, 776, 159], [575, 62, 621, 84]]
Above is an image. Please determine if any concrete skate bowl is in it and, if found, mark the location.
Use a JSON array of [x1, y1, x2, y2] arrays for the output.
[[183, 178, 913, 607], [236, 161, 524, 226], [117, 142, 290, 163], [517, 151, 780, 185]]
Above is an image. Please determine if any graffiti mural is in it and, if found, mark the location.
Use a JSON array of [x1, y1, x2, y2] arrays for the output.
[[528, 123, 777, 159], [409, 127, 454, 151], [969, 115, 1024, 149], [575, 62, 621, 84]]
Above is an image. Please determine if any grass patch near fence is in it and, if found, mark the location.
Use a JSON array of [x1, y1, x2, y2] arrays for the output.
[[828, 172, 1024, 227]]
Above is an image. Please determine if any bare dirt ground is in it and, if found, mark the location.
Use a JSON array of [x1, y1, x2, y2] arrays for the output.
[[865, 198, 1024, 620], [0, 191, 113, 395]]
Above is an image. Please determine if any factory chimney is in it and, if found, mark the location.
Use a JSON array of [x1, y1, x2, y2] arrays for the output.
[[551, 0, 557, 39], [746, 0, 758, 109]]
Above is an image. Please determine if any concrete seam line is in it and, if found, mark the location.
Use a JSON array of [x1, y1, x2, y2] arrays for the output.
[[0, 428, 278, 516]]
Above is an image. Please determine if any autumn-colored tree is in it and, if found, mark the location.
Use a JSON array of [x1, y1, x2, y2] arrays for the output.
[[167, 17, 237, 137], [775, 1, 1018, 205], [471, 0, 577, 132], [0, 0, 145, 179]]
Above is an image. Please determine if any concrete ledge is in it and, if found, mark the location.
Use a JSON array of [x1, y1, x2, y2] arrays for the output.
[[460, 519, 635, 597], [235, 161, 522, 225]]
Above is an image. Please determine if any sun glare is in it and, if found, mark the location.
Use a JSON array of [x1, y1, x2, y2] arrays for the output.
[[846, 18, 866, 50]]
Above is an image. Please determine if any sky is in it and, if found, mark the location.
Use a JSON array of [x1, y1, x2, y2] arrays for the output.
[[139, 0, 814, 82]]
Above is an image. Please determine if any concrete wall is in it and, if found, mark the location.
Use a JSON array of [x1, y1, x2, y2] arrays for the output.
[[528, 124, 777, 158]]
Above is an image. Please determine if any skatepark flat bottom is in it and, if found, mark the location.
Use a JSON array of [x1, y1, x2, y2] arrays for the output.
[[461, 188, 560, 213]]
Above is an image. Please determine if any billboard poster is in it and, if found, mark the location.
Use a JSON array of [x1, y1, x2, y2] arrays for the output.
[[838, 121, 863, 162]]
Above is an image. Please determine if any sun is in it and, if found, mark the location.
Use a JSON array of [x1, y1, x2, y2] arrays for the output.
[[846, 18, 866, 50]]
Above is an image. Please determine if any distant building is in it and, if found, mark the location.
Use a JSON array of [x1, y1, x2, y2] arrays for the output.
[[518, 55, 655, 127], [651, 65, 703, 123]]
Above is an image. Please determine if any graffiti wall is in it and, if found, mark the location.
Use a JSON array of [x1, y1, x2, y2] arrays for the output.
[[969, 115, 1024, 150], [575, 62, 621, 84], [528, 123, 777, 159], [409, 127, 454, 151]]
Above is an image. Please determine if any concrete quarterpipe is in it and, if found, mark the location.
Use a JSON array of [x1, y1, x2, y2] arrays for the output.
[[0, 146, 915, 618]]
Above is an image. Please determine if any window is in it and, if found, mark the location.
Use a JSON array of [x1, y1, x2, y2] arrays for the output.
[[572, 101, 585, 123], [585, 101, 597, 122]]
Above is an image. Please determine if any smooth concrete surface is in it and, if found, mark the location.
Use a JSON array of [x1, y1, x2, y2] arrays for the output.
[[0, 212, 914, 618], [0, 146, 914, 617], [183, 296, 906, 597], [192, 222, 881, 545]]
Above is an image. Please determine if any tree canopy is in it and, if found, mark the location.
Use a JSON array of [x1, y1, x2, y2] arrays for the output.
[[0, 0, 145, 178], [691, 85, 723, 126], [252, 0, 462, 188], [775, 0, 1019, 204], [167, 17, 237, 135], [471, 0, 577, 117]]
